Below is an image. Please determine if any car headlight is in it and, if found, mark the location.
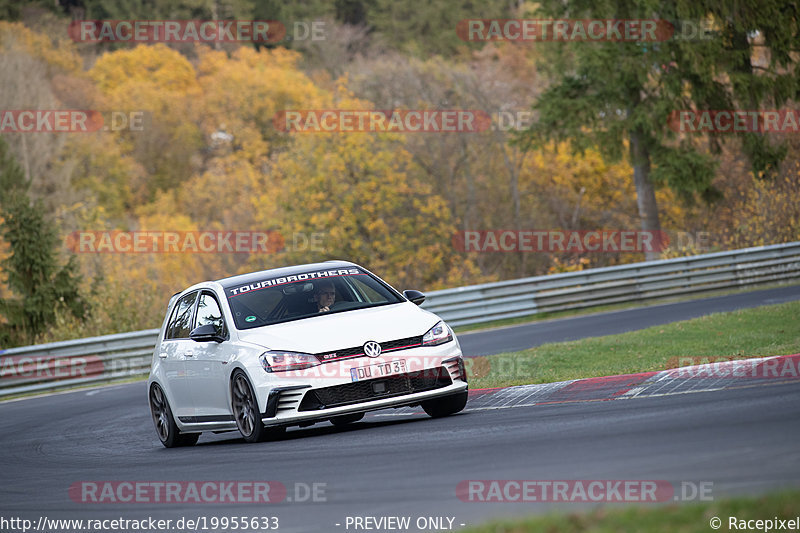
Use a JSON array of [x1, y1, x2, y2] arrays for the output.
[[260, 351, 321, 372], [422, 320, 453, 346]]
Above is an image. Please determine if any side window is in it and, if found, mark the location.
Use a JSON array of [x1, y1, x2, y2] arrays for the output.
[[196, 292, 227, 337], [165, 291, 198, 340]]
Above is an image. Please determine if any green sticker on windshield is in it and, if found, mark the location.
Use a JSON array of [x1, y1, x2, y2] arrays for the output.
[[245, 315, 256, 323]]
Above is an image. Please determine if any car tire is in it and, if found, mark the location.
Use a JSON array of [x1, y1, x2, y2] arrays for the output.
[[231, 370, 271, 443], [330, 413, 364, 426], [421, 391, 468, 418], [149, 384, 199, 448]]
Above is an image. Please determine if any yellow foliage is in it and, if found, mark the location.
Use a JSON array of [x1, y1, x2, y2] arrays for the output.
[[520, 142, 684, 266], [697, 157, 800, 249], [195, 45, 326, 160], [256, 91, 479, 289], [89, 43, 198, 94], [0, 21, 82, 74]]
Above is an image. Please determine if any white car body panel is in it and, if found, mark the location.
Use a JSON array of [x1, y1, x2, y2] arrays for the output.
[[237, 302, 439, 353], [147, 261, 468, 439]]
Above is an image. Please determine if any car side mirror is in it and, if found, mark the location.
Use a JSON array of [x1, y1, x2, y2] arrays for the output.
[[403, 290, 425, 306], [190, 324, 225, 343]]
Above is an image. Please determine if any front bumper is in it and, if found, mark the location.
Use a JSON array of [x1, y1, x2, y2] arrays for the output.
[[255, 344, 467, 427], [263, 381, 468, 427]]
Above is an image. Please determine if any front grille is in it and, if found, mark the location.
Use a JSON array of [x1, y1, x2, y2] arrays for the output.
[[298, 367, 451, 411], [315, 335, 424, 361], [381, 336, 425, 352]]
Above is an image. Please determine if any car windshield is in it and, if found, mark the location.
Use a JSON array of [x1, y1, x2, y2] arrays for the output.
[[225, 267, 404, 329]]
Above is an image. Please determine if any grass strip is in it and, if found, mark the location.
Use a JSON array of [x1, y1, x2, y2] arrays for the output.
[[467, 301, 800, 389], [460, 489, 800, 533]]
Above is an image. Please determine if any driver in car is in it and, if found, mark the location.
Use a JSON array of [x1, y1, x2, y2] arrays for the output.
[[314, 281, 336, 312]]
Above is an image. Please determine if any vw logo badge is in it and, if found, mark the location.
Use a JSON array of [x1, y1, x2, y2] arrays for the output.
[[364, 341, 382, 358]]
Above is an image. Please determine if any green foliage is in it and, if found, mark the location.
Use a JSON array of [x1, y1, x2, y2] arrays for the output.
[[0, 138, 88, 347], [79, 0, 255, 21], [650, 144, 721, 204], [688, 0, 800, 178], [0, 0, 61, 22], [522, 0, 800, 201], [520, 1, 725, 208], [252, 0, 336, 23], [367, 0, 512, 56], [0, 0, 21, 21], [462, 489, 800, 533]]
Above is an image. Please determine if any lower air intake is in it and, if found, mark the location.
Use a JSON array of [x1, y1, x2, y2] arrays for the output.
[[298, 367, 452, 411]]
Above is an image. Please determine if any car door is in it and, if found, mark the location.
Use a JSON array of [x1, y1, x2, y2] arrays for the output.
[[158, 290, 199, 420], [186, 290, 234, 420]]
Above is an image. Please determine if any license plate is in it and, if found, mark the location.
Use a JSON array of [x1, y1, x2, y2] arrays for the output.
[[350, 360, 406, 382]]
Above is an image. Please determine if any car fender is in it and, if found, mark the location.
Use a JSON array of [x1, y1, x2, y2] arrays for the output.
[[225, 349, 270, 413]]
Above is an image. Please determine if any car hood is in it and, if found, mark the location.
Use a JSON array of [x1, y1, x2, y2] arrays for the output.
[[236, 302, 440, 353]]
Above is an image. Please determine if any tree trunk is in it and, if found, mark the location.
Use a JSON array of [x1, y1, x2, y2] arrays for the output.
[[629, 127, 662, 261]]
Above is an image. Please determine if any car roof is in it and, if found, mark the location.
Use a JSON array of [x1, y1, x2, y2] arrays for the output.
[[215, 260, 360, 290]]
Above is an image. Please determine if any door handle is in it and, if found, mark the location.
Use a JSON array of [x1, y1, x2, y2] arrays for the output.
[[159, 352, 167, 359], [184, 350, 194, 357]]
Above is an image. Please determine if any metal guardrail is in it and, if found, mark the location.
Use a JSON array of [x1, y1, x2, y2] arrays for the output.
[[1, 242, 799, 398], [421, 241, 800, 325], [0, 329, 160, 398]]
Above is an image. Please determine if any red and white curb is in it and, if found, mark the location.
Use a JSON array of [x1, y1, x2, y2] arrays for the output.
[[371, 353, 800, 416]]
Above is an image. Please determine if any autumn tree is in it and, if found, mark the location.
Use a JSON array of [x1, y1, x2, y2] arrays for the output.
[[517, 0, 798, 260], [347, 44, 678, 278], [0, 22, 86, 216], [682, 0, 800, 179], [0, 137, 87, 347], [256, 91, 480, 290], [88, 44, 204, 202]]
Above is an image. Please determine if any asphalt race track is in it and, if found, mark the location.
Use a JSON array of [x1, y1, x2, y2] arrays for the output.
[[2, 381, 798, 531], [1, 287, 799, 532], [457, 284, 800, 356]]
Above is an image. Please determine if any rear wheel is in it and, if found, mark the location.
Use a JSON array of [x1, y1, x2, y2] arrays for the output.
[[149, 384, 199, 448], [330, 413, 364, 426], [421, 391, 468, 418], [231, 371, 281, 443]]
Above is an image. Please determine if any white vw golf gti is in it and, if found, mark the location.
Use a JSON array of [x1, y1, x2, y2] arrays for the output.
[[147, 261, 468, 447]]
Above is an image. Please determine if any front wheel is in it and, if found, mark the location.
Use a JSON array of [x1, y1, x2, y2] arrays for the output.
[[149, 384, 199, 448], [421, 391, 468, 418], [231, 371, 282, 443]]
